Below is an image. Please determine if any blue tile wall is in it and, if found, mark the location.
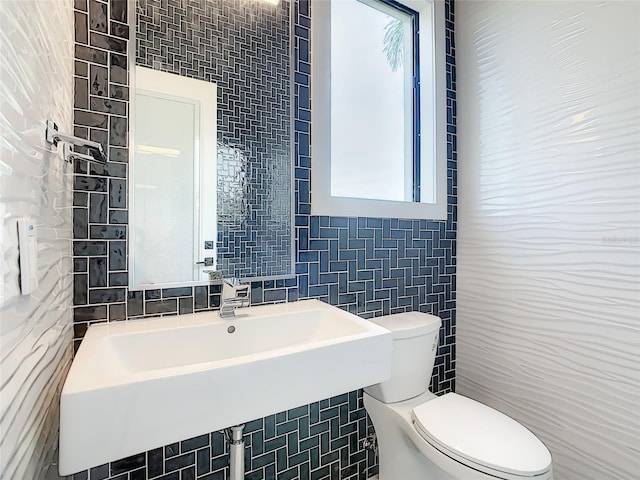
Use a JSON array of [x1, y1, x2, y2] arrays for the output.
[[71, 0, 456, 478], [72, 391, 377, 480]]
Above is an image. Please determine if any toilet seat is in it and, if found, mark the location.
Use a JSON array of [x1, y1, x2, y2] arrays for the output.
[[412, 393, 552, 479]]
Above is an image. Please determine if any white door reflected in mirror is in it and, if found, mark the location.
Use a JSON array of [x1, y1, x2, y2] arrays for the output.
[[131, 66, 217, 288]]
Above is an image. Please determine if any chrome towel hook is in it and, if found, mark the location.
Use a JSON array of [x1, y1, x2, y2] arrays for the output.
[[45, 120, 108, 164]]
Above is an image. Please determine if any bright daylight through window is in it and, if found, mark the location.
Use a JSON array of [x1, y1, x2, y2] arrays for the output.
[[330, 0, 416, 202], [312, 0, 447, 220]]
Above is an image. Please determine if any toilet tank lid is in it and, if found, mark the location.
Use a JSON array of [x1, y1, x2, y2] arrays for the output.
[[369, 312, 441, 339], [412, 393, 552, 477]]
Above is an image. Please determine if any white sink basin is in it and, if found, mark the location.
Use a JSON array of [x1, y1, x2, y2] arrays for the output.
[[59, 300, 392, 475]]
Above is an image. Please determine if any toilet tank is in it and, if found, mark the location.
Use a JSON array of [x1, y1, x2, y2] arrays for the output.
[[364, 312, 441, 403]]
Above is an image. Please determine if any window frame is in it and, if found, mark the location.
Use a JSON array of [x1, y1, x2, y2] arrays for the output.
[[311, 0, 447, 220]]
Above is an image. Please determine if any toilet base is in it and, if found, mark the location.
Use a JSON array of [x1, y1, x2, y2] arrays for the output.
[[364, 392, 553, 480], [365, 391, 458, 480]]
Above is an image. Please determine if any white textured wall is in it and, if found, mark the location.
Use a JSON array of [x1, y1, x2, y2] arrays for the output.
[[0, 0, 74, 478], [456, 1, 640, 479]]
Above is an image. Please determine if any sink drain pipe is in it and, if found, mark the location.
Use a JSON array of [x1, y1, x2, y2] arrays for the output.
[[226, 424, 245, 480]]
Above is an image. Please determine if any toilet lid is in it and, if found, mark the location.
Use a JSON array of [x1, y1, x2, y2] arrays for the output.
[[368, 311, 441, 339], [412, 393, 552, 478]]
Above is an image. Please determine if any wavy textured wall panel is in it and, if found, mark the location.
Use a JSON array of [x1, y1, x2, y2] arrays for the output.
[[456, 1, 640, 479], [0, 1, 74, 478]]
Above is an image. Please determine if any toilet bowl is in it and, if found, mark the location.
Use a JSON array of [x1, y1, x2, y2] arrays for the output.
[[363, 312, 553, 480]]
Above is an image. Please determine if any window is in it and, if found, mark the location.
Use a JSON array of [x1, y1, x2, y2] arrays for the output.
[[311, 0, 447, 219]]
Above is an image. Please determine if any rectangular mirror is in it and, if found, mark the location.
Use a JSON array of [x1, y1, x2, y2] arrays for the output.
[[132, 67, 217, 286], [129, 0, 294, 289]]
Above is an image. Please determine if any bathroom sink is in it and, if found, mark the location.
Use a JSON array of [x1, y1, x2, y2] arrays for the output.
[[59, 299, 392, 475]]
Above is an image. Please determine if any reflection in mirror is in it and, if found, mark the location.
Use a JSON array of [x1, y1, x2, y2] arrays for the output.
[[131, 67, 217, 287], [130, 0, 293, 288]]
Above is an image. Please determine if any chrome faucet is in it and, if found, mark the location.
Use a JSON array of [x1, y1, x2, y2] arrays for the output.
[[219, 278, 250, 318]]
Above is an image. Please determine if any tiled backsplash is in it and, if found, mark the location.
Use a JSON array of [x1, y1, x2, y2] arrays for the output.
[[71, 0, 457, 478]]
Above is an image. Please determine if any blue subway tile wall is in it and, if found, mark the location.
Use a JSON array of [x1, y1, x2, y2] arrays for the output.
[[137, 0, 292, 278], [73, 0, 132, 347], [71, 0, 456, 478], [73, 391, 376, 480]]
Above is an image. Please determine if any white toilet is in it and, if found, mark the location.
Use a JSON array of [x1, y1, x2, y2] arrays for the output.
[[363, 312, 553, 480]]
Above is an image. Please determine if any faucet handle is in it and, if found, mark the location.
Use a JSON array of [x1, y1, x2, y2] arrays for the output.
[[203, 270, 223, 283]]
